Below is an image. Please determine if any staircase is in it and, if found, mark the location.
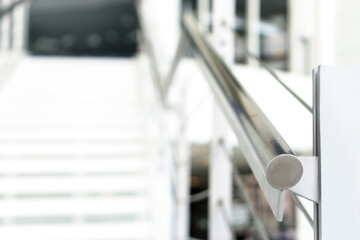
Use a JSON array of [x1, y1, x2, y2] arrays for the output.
[[0, 57, 154, 240]]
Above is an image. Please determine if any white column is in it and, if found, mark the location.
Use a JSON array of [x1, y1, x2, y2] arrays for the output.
[[1, 0, 11, 51], [197, 0, 210, 31], [289, 0, 315, 74], [212, 0, 235, 63], [209, 2, 234, 239], [12, 1, 27, 51], [315, 66, 360, 240], [140, 0, 180, 76], [209, 103, 233, 240], [246, 0, 260, 65], [176, 84, 190, 240], [312, 0, 336, 67]]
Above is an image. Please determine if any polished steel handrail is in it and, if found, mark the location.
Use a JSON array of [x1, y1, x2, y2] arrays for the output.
[[182, 14, 302, 188], [180, 14, 303, 221], [138, 9, 305, 221]]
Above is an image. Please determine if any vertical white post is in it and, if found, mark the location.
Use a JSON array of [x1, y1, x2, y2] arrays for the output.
[[1, 0, 11, 51], [209, 104, 233, 240], [141, 0, 180, 76], [210, 1, 234, 239], [315, 66, 360, 240], [212, 0, 235, 63], [8, 0, 14, 50], [12, 1, 26, 51], [312, 0, 336, 67], [197, 0, 210, 31], [246, 0, 260, 65], [289, 0, 315, 74], [176, 85, 190, 240]]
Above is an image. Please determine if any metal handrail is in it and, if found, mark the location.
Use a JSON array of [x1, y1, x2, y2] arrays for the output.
[[138, 9, 306, 221], [183, 13, 303, 190], [179, 14, 303, 221]]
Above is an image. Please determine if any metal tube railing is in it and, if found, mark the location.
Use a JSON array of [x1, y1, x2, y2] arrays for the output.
[[137, 6, 307, 224], [180, 14, 303, 220]]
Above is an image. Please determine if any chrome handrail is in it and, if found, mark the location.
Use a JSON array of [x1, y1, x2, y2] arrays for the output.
[[180, 14, 303, 220], [138, 10, 306, 221]]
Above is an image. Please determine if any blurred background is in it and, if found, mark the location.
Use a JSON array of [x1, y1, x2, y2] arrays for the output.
[[28, 0, 138, 55], [0, 0, 357, 240]]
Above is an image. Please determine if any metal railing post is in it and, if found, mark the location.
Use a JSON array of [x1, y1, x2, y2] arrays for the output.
[[209, 1, 235, 239], [176, 84, 191, 240], [209, 104, 233, 240]]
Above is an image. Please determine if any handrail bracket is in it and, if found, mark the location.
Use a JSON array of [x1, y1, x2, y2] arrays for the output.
[[289, 156, 319, 203]]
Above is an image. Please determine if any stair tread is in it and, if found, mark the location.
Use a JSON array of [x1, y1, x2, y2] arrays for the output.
[[0, 56, 153, 238]]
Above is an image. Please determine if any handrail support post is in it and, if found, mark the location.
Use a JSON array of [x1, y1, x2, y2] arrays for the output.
[[209, 103, 233, 240]]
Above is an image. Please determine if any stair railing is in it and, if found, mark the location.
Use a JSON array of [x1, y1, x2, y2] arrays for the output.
[[138, 10, 327, 240]]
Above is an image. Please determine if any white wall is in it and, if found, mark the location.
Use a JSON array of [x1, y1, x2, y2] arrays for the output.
[[335, 0, 360, 65]]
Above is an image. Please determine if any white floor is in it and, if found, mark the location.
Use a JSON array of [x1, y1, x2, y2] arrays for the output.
[[0, 56, 155, 240]]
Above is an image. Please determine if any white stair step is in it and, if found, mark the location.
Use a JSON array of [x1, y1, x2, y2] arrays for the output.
[[0, 121, 144, 130], [0, 131, 143, 141], [0, 111, 143, 119], [0, 118, 144, 126], [0, 143, 145, 155], [0, 103, 141, 111], [0, 222, 152, 240], [0, 93, 139, 102], [0, 105, 141, 112], [0, 56, 153, 239], [0, 158, 146, 174], [0, 175, 147, 194], [0, 132, 143, 141], [0, 97, 140, 105], [10, 88, 139, 95], [0, 197, 149, 217]]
